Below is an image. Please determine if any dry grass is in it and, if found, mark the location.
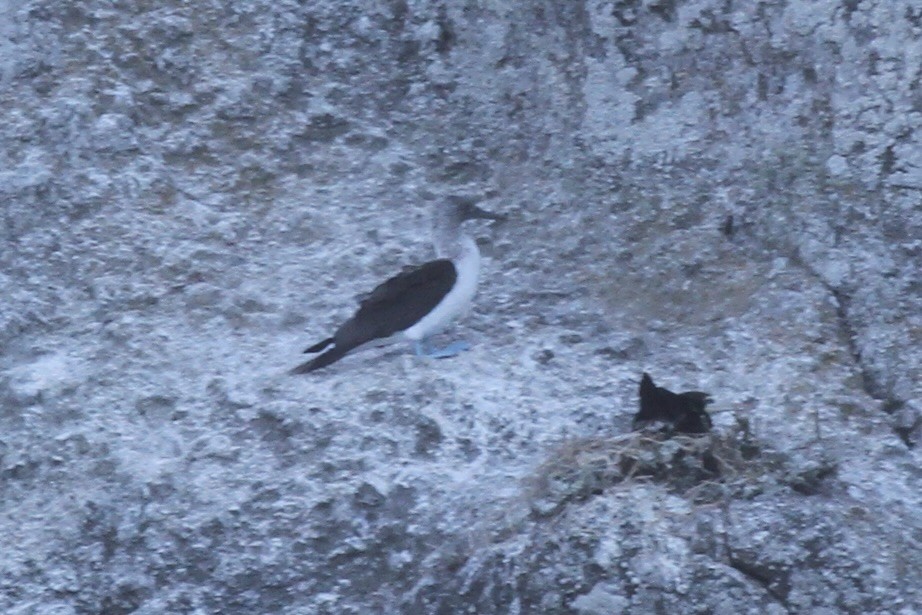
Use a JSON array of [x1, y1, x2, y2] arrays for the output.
[[527, 423, 779, 518]]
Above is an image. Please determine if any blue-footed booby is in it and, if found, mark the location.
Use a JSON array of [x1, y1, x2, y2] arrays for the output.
[[633, 373, 713, 434], [291, 198, 504, 374]]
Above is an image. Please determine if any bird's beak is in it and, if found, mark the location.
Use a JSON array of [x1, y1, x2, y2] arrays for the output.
[[469, 204, 507, 222]]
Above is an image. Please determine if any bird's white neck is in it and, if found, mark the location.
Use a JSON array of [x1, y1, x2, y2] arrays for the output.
[[435, 229, 478, 262], [455, 234, 480, 270]]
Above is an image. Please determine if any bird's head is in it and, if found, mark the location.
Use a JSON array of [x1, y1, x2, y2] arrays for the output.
[[443, 196, 506, 225]]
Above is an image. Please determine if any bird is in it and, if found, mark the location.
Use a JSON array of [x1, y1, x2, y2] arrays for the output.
[[291, 197, 505, 373], [633, 372, 713, 434]]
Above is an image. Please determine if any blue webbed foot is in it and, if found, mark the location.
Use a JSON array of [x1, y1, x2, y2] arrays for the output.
[[428, 340, 470, 358], [413, 339, 471, 359]]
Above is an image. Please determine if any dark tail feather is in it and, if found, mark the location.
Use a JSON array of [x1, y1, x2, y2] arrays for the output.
[[304, 337, 335, 354], [290, 344, 350, 374]]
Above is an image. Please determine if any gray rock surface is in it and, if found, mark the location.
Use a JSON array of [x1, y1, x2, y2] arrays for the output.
[[1, 0, 919, 613]]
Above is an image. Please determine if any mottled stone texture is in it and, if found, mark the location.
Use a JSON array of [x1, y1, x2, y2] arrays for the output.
[[1, 1, 919, 613]]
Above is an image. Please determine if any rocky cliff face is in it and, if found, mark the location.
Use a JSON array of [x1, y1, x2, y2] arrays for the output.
[[1, 1, 919, 613]]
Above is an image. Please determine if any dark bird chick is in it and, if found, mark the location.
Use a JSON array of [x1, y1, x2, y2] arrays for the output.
[[633, 372, 713, 435]]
